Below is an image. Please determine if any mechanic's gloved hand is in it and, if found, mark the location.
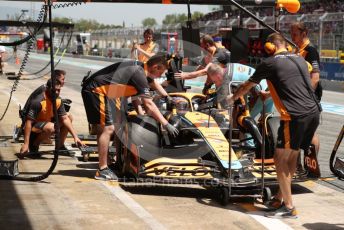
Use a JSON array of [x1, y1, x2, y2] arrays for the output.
[[164, 95, 173, 104], [202, 83, 212, 95], [164, 123, 179, 137]]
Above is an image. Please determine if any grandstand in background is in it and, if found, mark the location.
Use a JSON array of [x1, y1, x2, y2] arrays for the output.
[[5, 0, 341, 80], [84, 0, 343, 58]]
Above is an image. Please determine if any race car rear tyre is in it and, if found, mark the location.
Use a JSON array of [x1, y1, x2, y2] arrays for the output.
[[113, 132, 125, 174], [262, 187, 272, 203], [127, 115, 161, 161], [118, 124, 134, 178], [219, 187, 230, 206]]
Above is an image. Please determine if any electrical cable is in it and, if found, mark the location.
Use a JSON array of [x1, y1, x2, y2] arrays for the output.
[[1, 1, 84, 182], [22, 29, 74, 80], [20, 29, 68, 76], [0, 1, 83, 120], [0, 0, 82, 182], [0, 4, 47, 122]]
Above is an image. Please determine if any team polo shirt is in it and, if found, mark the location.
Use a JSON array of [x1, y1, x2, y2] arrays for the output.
[[299, 39, 320, 73], [23, 84, 46, 116], [248, 51, 319, 120], [138, 41, 159, 63], [85, 61, 151, 99], [27, 92, 66, 122]]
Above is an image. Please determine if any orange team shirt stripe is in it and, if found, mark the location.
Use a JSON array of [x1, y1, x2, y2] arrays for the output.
[[99, 93, 105, 126], [138, 42, 157, 63], [36, 92, 61, 122], [284, 121, 291, 149], [267, 80, 291, 121], [92, 84, 138, 98], [298, 39, 310, 58]]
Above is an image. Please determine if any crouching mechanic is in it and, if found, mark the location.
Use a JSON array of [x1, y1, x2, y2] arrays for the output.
[[19, 70, 73, 148], [18, 79, 84, 158], [227, 33, 321, 218], [81, 54, 179, 181]]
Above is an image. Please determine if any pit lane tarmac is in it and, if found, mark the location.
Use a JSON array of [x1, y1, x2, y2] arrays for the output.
[[1, 59, 344, 229]]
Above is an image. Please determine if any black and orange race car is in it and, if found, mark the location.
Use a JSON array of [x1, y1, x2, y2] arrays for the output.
[[111, 56, 320, 204], [114, 84, 274, 205]]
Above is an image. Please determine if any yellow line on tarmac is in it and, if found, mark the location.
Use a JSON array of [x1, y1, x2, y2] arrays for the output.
[[319, 177, 336, 181], [303, 180, 316, 187], [106, 181, 120, 186], [239, 203, 259, 212]]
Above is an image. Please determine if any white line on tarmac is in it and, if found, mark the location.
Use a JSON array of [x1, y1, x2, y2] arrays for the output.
[[100, 181, 167, 230], [247, 211, 293, 230]]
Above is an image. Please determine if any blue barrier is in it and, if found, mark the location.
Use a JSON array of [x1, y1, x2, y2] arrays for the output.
[[320, 62, 344, 81]]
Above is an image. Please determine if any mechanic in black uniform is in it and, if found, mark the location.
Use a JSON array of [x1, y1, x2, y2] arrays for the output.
[[291, 21, 321, 161], [19, 70, 74, 148], [22, 70, 67, 114], [227, 33, 321, 219], [175, 34, 231, 94], [81, 54, 179, 181], [18, 79, 83, 158]]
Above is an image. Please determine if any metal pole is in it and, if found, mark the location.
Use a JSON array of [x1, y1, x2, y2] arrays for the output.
[[319, 19, 322, 53], [275, 8, 282, 31], [187, 0, 192, 29], [48, 0, 60, 155]]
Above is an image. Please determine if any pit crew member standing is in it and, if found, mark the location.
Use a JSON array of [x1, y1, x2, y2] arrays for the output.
[[291, 21, 321, 158], [81, 54, 179, 181], [131, 28, 159, 63], [227, 33, 321, 219], [175, 34, 231, 94]]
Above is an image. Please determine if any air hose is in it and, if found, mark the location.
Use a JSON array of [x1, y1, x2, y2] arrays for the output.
[[0, 1, 84, 182]]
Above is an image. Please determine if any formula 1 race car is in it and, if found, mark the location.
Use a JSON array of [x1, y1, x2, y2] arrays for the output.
[[112, 56, 321, 203], [114, 90, 273, 204]]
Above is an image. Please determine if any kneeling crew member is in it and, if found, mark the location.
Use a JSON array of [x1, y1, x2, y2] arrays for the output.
[[19, 79, 84, 157], [81, 54, 179, 181]]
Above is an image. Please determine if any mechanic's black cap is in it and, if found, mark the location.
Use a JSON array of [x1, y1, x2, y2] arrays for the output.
[[213, 50, 231, 65]]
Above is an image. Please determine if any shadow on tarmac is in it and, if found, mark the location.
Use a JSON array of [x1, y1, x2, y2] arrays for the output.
[[303, 222, 344, 230]]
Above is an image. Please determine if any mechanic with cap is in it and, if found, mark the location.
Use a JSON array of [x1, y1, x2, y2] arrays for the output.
[[226, 33, 321, 219], [175, 34, 231, 93], [18, 79, 84, 158], [81, 54, 179, 181]]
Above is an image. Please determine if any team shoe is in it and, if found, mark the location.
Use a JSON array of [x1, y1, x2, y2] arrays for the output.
[[29, 144, 39, 153], [264, 197, 283, 211], [15, 152, 28, 159], [264, 205, 298, 219], [95, 167, 118, 181]]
